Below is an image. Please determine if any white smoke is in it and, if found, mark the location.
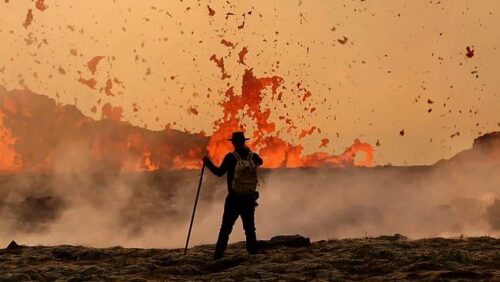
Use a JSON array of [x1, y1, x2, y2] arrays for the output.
[[0, 149, 498, 248]]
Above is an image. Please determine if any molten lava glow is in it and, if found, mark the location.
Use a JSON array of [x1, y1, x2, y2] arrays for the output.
[[206, 68, 373, 168], [0, 111, 23, 171], [0, 87, 209, 172], [141, 151, 159, 171], [172, 147, 204, 170], [0, 47, 374, 171]]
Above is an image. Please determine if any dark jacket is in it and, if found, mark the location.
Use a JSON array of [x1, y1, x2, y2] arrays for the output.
[[205, 147, 263, 194]]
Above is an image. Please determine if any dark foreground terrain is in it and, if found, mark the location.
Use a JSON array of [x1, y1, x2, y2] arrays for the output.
[[0, 235, 498, 281]]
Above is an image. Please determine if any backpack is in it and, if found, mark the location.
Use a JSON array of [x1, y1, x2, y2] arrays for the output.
[[231, 151, 258, 194]]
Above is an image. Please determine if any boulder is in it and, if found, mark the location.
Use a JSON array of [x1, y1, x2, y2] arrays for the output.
[[52, 248, 77, 261], [376, 233, 408, 241], [6, 240, 21, 250], [259, 235, 311, 249]]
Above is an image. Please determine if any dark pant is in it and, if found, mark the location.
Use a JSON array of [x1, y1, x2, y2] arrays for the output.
[[215, 194, 258, 256]]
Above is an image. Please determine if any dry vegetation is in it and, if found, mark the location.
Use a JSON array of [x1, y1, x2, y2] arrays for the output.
[[0, 234, 498, 281]]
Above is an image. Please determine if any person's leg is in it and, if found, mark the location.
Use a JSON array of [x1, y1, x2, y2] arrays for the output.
[[240, 200, 258, 254], [214, 197, 239, 259]]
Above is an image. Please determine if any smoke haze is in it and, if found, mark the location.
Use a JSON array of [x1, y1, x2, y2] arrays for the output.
[[0, 137, 498, 248], [1, 1, 499, 250]]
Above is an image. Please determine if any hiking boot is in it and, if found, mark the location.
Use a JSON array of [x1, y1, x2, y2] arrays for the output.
[[247, 248, 258, 255], [213, 252, 224, 260]]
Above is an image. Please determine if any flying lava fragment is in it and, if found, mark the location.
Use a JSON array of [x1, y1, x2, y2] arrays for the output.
[[465, 46, 474, 58], [206, 47, 373, 168]]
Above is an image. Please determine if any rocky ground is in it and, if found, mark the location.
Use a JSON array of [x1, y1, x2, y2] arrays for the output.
[[0, 234, 498, 281]]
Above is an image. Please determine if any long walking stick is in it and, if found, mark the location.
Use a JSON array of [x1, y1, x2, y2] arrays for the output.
[[184, 164, 206, 255]]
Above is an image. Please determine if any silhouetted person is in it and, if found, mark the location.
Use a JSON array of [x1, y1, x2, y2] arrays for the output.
[[203, 132, 263, 259]]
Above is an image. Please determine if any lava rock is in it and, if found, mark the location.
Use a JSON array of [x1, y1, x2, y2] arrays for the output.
[[206, 255, 246, 273], [6, 240, 20, 250], [376, 233, 408, 241], [52, 248, 77, 261], [78, 250, 109, 260], [259, 234, 311, 249]]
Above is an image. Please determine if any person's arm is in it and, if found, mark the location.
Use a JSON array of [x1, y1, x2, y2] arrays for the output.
[[252, 153, 263, 167], [203, 154, 232, 177]]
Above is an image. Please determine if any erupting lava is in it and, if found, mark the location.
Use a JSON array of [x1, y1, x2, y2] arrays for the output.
[[0, 111, 22, 171], [0, 47, 373, 172], [206, 68, 373, 168]]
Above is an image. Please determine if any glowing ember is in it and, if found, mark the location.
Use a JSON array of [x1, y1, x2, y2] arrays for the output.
[[101, 103, 123, 121], [210, 55, 231, 79], [221, 39, 234, 48], [104, 79, 116, 96], [207, 5, 215, 16], [465, 46, 474, 58], [140, 151, 159, 171], [0, 111, 23, 171], [238, 47, 248, 65], [35, 0, 48, 11], [78, 77, 98, 89], [23, 9, 33, 29], [299, 127, 317, 139], [87, 56, 105, 75]]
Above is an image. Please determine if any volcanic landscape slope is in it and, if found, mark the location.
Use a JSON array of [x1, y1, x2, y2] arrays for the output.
[[0, 235, 498, 281], [0, 131, 499, 247], [0, 86, 208, 171]]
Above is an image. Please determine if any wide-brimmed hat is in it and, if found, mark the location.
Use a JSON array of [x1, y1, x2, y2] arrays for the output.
[[228, 131, 250, 142]]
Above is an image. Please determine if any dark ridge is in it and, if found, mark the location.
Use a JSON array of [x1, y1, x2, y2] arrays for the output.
[[0, 86, 209, 171]]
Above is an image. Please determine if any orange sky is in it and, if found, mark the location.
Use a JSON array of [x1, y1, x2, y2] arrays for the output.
[[0, 0, 499, 165]]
